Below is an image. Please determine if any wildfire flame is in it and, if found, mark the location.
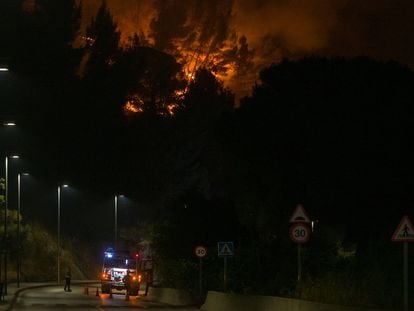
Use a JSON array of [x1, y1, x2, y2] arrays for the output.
[[166, 103, 179, 116], [81, 1, 254, 117], [123, 97, 144, 116], [122, 97, 179, 117], [82, 36, 96, 47]]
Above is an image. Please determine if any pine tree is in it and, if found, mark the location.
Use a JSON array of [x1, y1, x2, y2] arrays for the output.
[[83, 0, 120, 83], [13, 0, 82, 79]]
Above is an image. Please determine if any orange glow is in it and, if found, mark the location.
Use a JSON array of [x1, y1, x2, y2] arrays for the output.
[[82, 36, 96, 47], [123, 98, 144, 116], [79, 2, 250, 116], [122, 94, 183, 117], [166, 103, 179, 116], [79, 0, 341, 100], [173, 42, 240, 94], [175, 89, 185, 97], [22, 0, 36, 12], [186, 72, 195, 80]]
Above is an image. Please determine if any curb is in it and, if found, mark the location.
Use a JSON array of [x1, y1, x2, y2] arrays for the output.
[[6, 284, 56, 311], [2, 281, 100, 311]]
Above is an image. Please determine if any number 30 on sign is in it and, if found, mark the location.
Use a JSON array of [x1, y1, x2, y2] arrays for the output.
[[290, 223, 310, 244], [194, 246, 207, 258]]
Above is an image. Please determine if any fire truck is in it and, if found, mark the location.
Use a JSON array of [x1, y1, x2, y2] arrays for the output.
[[100, 248, 142, 295]]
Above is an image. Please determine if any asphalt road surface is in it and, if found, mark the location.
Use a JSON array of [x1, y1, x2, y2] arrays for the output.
[[11, 284, 198, 310]]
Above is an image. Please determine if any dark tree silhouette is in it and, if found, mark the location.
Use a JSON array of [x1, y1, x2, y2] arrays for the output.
[[83, 0, 120, 83], [10, 0, 81, 79], [119, 37, 186, 116], [230, 57, 414, 303]]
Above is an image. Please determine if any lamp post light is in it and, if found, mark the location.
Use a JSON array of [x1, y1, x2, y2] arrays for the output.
[[17, 173, 29, 288], [3, 154, 19, 295], [2, 122, 16, 127], [57, 184, 68, 284]]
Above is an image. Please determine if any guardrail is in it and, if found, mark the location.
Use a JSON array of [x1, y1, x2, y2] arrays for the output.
[[144, 287, 196, 306], [201, 291, 397, 311]]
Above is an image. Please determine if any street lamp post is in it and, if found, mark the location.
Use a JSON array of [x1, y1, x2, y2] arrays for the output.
[[114, 195, 117, 251], [57, 184, 68, 284], [17, 173, 29, 288], [114, 195, 124, 251], [3, 155, 19, 295]]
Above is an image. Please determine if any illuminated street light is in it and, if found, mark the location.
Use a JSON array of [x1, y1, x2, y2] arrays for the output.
[[17, 173, 29, 288], [3, 154, 20, 295], [2, 122, 16, 127], [57, 184, 69, 284], [0, 67, 9, 72]]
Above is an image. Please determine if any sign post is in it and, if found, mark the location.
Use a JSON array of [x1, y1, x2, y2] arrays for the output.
[[218, 241, 234, 292], [391, 215, 414, 311], [194, 246, 207, 296], [298, 244, 302, 282], [403, 242, 408, 311], [289, 205, 311, 287]]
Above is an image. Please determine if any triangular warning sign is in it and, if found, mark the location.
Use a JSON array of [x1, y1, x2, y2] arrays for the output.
[[218, 242, 234, 256], [289, 204, 311, 223], [220, 244, 232, 255], [391, 215, 414, 242]]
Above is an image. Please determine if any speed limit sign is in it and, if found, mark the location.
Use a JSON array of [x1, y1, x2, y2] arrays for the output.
[[290, 223, 310, 244], [194, 245, 207, 258]]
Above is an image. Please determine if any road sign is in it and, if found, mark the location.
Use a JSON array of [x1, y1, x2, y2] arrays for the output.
[[194, 245, 208, 258], [391, 215, 414, 242], [218, 241, 234, 257], [289, 204, 311, 223], [290, 223, 311, 244], [391, 216, 414, 311]]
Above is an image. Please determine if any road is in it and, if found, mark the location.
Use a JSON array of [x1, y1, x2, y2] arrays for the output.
[[11, 284, 198, 310]]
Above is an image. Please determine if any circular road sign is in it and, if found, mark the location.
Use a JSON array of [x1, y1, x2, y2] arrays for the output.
[[290, 223, 311, 244], [194, 246, 207, 258]]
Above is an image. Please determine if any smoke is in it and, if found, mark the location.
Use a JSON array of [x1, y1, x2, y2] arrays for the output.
[[79, 0, 414, 99], [325, 0, 414, 68], [233, 0, 345, 59], [80, 0, 156, 42]]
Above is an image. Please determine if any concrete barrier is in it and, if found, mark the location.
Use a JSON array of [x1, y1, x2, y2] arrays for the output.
[[201, 291, 396, 311], [144, 287, 196, 306]]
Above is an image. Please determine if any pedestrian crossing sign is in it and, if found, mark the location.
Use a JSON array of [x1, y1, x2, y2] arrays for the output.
[[391, 215, 414, 242], [218, 241, 234, 256]]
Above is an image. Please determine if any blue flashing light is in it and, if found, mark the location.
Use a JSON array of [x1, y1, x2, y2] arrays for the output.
[[105, 252, 113, 258]]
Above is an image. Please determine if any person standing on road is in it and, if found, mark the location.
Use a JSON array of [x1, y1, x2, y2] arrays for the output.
[[64, 269, 72, 292]]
